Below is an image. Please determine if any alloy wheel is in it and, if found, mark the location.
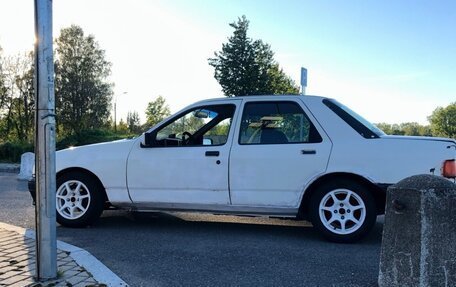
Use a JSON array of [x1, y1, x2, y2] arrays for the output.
[[318, 188, 366, 235], [56, 180, 91, 220]]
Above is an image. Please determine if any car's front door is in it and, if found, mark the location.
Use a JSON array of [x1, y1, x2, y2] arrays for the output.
[[127, 101, 239, 206], [229, 99, 332, 208]]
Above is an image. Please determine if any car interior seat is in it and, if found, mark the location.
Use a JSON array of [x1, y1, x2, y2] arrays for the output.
[[260, 129, 289, 144]]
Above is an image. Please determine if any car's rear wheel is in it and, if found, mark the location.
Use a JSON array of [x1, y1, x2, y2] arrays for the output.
[[309, 180, 376, 243], [56, 172, 104, 227]]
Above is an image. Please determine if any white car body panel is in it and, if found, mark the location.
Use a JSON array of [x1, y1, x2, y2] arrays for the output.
[[127, 138, 231, 204], [54, 95, 456, 217], [56, 139, 134, 203], [301, 96, 456, 184], [325, 136, 454, 184]]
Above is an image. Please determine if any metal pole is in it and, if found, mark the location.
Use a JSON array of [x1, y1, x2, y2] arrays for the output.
[[34, 0, 57, 280]]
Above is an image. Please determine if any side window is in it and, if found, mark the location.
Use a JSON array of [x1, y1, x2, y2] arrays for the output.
[[153, 104, 235, 147], [204, 118, 232, 145], [239, 101, 322, 145], [156, 109, 211, 141]]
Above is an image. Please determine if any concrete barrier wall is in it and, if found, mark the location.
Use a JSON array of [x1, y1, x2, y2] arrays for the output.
[[17, 152, 35, 180], [378, 174, 456, 287]]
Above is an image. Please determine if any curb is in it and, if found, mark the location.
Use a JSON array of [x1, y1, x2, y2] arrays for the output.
[[0, 222, 129, 287]]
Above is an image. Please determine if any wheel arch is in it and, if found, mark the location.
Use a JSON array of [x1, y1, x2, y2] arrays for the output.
[[57, 167, 109, 204], [298, 172, 386, 219]]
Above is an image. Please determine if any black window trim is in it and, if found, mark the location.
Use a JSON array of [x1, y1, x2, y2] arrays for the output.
[[323, 99, 380, 139]]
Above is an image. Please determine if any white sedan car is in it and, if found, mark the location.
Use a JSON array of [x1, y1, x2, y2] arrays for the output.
[[32, 95, 456, 242]]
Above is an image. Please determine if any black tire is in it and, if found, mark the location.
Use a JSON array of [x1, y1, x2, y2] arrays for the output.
[[309, 179, 376, 243], [56, 172, 105, 228]]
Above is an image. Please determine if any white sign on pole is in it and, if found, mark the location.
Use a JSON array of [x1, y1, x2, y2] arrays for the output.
[[300, 67, 307, 95], [300, 67, 307, 87]]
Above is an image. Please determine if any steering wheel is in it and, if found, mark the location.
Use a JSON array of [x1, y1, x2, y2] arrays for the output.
[[182, 131, 193, 144]]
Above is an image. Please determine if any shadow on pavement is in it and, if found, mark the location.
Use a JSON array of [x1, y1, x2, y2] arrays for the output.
[[92, 210, 383, 245], [56, 210, 383, 287]]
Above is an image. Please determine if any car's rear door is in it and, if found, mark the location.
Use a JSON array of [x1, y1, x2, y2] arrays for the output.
[[229, 98, 332, 208]]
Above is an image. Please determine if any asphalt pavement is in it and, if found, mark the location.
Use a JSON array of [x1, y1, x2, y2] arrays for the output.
[[0, 172, 383, 286]]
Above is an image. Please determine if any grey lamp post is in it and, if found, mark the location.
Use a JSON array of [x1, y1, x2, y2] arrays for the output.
[[34, 0, 57, 280]]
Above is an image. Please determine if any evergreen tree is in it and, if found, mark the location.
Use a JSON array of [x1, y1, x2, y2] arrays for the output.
[[209, 16, 299, 97], [267, 64, 302, 94]]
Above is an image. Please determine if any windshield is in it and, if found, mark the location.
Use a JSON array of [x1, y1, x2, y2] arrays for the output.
[[323, 99, 385, 138]]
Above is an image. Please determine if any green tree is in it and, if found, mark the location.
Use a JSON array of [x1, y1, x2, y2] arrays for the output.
[[0, 46, 8, 111], [375, 123, 392, 135], [376, 122, 433, 136], [145, 96, 171, 127], [0, 52, 35, 142], [267, 64, 301, 94], [428, 102, 456, 139], [10, 53, 35, 142], [399, 122, 432, 136], [126, 111, 141, 134], [208, 16, 299, 97], [54, 25, 113, 135], [117, 118, 129, 134]]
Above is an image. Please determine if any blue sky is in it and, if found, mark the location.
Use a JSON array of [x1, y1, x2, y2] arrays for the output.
[[0, 0, 455, 124], [169, 0, 456, 100]]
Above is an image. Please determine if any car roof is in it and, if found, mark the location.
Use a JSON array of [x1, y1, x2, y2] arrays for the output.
[[191, 94, 330, 106]]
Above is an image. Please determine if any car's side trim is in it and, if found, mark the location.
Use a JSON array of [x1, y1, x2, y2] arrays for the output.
[[112, 202, 299, 217]]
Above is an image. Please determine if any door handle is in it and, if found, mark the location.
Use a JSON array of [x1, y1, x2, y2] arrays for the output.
[[205, 151, 220, 157], [301, 149, 316, 155]]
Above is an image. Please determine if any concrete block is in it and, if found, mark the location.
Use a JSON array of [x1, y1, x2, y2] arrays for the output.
[[17, 152, 34, 181], [379, 174, 456, 287]]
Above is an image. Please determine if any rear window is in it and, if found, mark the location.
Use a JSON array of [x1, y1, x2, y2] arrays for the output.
[[323, 99, 385, 139]]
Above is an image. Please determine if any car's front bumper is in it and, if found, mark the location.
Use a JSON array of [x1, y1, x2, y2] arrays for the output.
[[28, 178, 36, 205]]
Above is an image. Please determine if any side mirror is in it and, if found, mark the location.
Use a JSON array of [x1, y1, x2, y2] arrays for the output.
[[141, 132, 154, 148]]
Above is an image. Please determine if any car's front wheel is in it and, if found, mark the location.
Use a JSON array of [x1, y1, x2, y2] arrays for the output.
[[56, 172, 105, 228], [309, 180, 376, 243]]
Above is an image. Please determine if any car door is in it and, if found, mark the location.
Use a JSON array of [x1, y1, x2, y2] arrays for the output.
[[127, 100, 240, 206], [229, 99, 332, 208]]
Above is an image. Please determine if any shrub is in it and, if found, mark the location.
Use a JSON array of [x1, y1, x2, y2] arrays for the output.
[[56, 129, 136, 150], [0, 129, 137, 162], [0, 142, 34, 163]]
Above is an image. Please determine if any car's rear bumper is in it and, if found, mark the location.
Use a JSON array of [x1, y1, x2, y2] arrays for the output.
[[374, 183, 392, 215]]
